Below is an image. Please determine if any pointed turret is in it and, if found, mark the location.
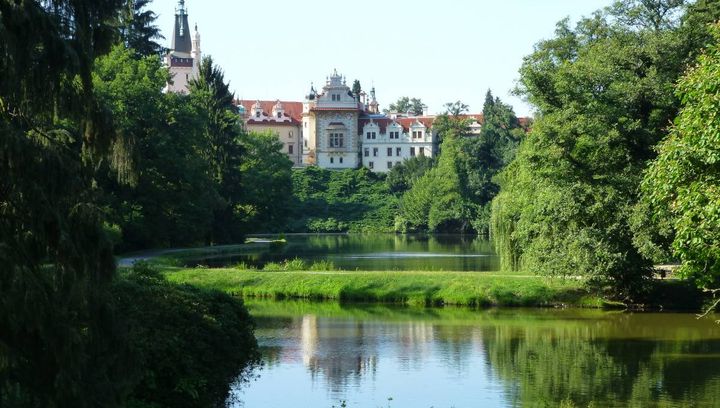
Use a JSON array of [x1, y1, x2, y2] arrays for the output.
[[171, 0, 192, 55]]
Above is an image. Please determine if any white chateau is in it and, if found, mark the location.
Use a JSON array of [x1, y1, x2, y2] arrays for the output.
[[164, 0, 201, 93], [160, 1, 509, 172], [300, 70, 438, 172]]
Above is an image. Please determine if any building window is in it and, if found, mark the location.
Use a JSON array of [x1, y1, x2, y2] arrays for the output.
[[372, 132, 376, 139], [373, 147, 378, 157], [366, 132, 371, 140], [256, 111, 261, 118], [289, 131, 293, 138], [419, 148, 425, 157], [331, 94, 341, 101], [329, 132, 344, 148], [288, 145, 294, 154], [396, 147, 401, 156], [388, 162, 393, 169], [390, 131, 399, 139], [410, 147, 416, 156], [277, 112, 282, 118], [340, 157, 343, 164], [387, 147, 392, 156], [364, 148, 369, 157], [304, 139, 308, 147], [330, 157, 334, 164], [369, 161, 374, 169]]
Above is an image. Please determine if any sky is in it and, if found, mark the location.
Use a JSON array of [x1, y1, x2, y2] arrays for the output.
[[153, 0, 614, 117]]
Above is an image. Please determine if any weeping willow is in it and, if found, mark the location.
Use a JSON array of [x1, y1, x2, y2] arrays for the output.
[[0, 1, 130, 406]]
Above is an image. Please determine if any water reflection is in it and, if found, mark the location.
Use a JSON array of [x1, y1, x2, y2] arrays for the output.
[[186, 234, 500, 271], [234, 302, 720, 408]]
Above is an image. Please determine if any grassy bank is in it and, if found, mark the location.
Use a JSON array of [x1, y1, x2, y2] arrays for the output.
[[164, 267, 601, 308]]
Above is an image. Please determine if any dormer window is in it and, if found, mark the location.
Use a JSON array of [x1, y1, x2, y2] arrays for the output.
[[331, 94, 341, 102], [277, 112, 282, 118], [255, 111, 261, 118]]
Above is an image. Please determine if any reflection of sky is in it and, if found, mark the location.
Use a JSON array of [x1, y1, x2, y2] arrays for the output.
[[233, 316, 508, 408]]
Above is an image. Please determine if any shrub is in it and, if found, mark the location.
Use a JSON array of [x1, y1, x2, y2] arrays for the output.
[[113, 262, 258, 407]]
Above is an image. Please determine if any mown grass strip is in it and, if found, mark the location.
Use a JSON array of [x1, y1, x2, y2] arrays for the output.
[[164, 268, 600, 308]]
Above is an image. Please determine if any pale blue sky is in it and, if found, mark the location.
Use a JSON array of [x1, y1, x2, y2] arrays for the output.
[[153, 0, 614, 117]]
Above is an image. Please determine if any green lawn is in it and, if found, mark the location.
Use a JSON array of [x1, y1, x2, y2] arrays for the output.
[[164, 267, 602, 308]]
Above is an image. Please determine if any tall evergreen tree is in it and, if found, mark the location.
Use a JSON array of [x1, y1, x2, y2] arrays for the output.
[[352, 79, 362, 100], [119, 0, 165, 57], [189, 56, 246, 243]]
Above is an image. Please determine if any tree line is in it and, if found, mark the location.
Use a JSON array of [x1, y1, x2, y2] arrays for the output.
[[490, 0, 720, 301], [0, 1, 270, 406]]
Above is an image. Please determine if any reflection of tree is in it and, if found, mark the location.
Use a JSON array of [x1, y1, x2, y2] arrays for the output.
[[480, 316, 720, 407]]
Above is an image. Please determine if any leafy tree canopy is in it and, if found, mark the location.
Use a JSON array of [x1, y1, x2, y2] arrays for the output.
[[385, 96, 427, 116], [640, 24, 720, 289], [490, 0, 715, 299]]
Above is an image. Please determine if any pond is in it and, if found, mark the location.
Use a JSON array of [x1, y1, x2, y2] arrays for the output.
[[232, 301, 720, 408], [184, 234, 499, 271]]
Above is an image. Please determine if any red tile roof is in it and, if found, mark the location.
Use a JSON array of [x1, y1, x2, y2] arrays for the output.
[[358, 117, 394, 135], [396, 117, 436, 132], [235, 99, 304, 122]]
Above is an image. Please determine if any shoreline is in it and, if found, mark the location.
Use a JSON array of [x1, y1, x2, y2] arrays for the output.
[[163, 267, 610, 309]]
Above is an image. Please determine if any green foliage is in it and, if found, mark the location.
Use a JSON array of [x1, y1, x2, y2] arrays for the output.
[[641, 24, 720, 288], [490, 0, 712, 299], [236, 130, 293, 232], [287, 167, 398, 233], [0, 2, 131, 406], [386, 156, 435, 194], [114, 263, 258, 407], [399, 93, 523, 234], [189, 56, 246, 244], [385, 96, 426, 115], [119, 0, 165, 57], [443, 100, 469, 116], [1, 5, 262, 406], [168, 267, 590, 307], [94, 46, 219, 250], [351, 79, 362, 100], [254, 258, 337, 272]]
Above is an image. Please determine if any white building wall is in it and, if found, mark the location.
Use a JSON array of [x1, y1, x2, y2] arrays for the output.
[[360, 122, 435, 173], [315, 111, 360, 169], [166, 64, 194, 93]]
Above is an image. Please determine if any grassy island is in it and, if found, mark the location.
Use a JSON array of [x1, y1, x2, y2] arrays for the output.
[[164, 267, 601, 308]]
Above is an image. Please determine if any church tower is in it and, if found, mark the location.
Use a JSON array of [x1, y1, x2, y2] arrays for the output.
[[164, 0, 200, 93]]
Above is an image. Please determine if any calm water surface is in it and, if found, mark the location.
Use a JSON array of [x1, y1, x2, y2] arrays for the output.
[[187, 234, 499, 271], [232, 301, 720, 408]]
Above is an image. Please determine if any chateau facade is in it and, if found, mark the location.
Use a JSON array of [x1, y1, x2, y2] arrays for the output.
[[236, 100, 304, 166], [301, 70, 439, 172], [164, 0, 201, 93]]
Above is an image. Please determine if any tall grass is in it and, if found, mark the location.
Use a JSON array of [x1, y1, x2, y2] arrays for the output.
[[236, 258, 338, 272]]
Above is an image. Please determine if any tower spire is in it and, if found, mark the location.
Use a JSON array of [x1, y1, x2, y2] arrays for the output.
[[171, 0, 192, 54]]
